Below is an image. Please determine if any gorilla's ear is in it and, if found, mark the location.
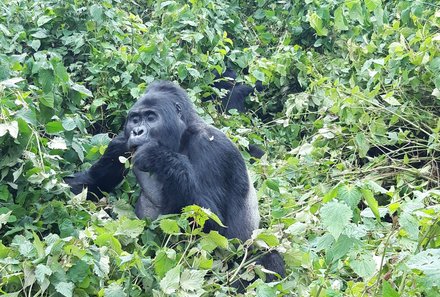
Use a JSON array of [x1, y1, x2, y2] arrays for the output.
[[175, 102, 182, 117]]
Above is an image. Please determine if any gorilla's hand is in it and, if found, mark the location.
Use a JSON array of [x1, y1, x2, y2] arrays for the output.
[[133, 140, 161, 172]]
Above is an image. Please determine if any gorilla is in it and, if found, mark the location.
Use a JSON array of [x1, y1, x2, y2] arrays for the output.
[[66, 81, 284, 284], [205, 68, 266, 159]]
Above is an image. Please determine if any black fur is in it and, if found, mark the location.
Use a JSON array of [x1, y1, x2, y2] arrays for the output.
[[65, 80, 283, 284], [205, 68, 266, 159]]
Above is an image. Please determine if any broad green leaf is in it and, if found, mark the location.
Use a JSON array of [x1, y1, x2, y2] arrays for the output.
[[354, 133, 370, 158], [407, 249, 440, 286], [180, 269, 207, 292], [252, 69, 265, 82], [0, 211, 11, 230], [321, 201, 352, 240], [62, 117, 76, 131], [67, 260, 89, 283], [200, 230, 228, 251], [104, 283, 127, 297], [334, 7, 348, 31], [155, 248, 177, 278], [400, 212, 419, 240], [12, 235, 36, 258], [0, 121, 19, 139], [55, 282, 74, 297], [256, 283, 277, 297], [160, 265, 181, 294], [365, 0, 381, 12], [71, 83, 93, 97], [53, 62, 69, 83], [309, 12, 328, 36], [90, 4, 103, 24], [338, 184, 362, 209], [160, 219, 180, 234], [39, 69, 54, 93], [37, 15, 54, 26], [114, 218, 145, 242], [39, 93, 54, 108], [93, 253, 110, 278], [255, 231, 279, 247], [95, 234, 123, 255], [46, 121, 64, 134], [350, 254, 376, 279], [30, 40, 41, 51], [327, 235, 354, 262], [35, 264, 52, 284], [47, 137, 67, 150], [382, 281, 399, 297]]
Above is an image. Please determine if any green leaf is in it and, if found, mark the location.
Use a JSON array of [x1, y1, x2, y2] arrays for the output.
[[180, 269, 207, 292], [338, 184, 362, 209], [95, 234, 123, 255], [354, 133, 370, 158], [114, 217, 145, 242], [62, 117, 76, 131], [365, 0, 381, 12], [35, 264, 52, 284], [160, 219, 181, 234], [321, 201, 353, 240], [37, 15, 54, 26], [67, 260, 89, 283], [334, 6, 348, 31], [407, 249, 440, 286], [400, 212, 419, 240], [104, 283, 127, 297], [265, 179, 279, 192], [30, 40, 41, 51], [0, 211, 12, 230], [327, 235, 354, 262], [12, 235, 36, 258], [350, 254, 376, 279], [309, 12, 328, 36], [155, 248, 177, 278], [361, 189, 380, 220], [39, 69, 54, 93], [90, 4, 103, 24], [382, 281, 399, 297], [71, 83, 93, 97], [200, 230, 229, 251], [160, 265, 181, 294], [256, 231, 279, 247], [39, 93, 54, 108], [53, 62, 69, 83], [46, 121, 64, 134], [256, 283, 277, 297], [55, 281, 74, 297], [252, 69, 265, 82]]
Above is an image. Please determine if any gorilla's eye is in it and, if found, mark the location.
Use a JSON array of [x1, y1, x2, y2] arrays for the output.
[[146, 112, 157, 122], [131, 116, 140, 124]]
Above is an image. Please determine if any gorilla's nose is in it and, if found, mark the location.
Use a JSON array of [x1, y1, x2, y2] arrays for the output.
[[132, 127, 145, 137]]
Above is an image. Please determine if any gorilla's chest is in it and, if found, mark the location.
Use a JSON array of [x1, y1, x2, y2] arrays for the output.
[[133, 168, 163, 220]]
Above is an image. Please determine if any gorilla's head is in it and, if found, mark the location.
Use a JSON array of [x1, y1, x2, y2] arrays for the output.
[[125, 81, 197, 152]]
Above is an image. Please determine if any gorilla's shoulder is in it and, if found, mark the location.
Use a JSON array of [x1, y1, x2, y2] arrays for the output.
[[182, 122, 227, 143]]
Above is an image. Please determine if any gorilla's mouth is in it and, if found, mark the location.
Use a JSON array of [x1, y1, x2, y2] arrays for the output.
[[127, 140, 140, 152]]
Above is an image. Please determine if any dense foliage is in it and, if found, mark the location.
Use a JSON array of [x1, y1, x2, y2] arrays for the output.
[[1, 0, 439, 296]]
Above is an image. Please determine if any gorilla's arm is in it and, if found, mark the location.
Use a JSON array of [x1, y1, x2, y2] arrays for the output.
[[65, 133, 128, 200], [133, 139, 224, 221]]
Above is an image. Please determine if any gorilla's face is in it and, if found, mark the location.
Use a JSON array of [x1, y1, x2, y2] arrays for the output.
[[125, 92, 186, 152]]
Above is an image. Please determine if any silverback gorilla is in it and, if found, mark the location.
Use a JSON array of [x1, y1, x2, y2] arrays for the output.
[[65, 81, 284, 281]]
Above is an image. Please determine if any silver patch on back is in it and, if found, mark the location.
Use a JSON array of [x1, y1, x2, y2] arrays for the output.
[[133, 168, 163, 220]]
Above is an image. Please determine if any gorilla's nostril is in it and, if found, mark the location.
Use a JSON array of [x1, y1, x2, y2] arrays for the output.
[[133, 128, 144, 136]]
